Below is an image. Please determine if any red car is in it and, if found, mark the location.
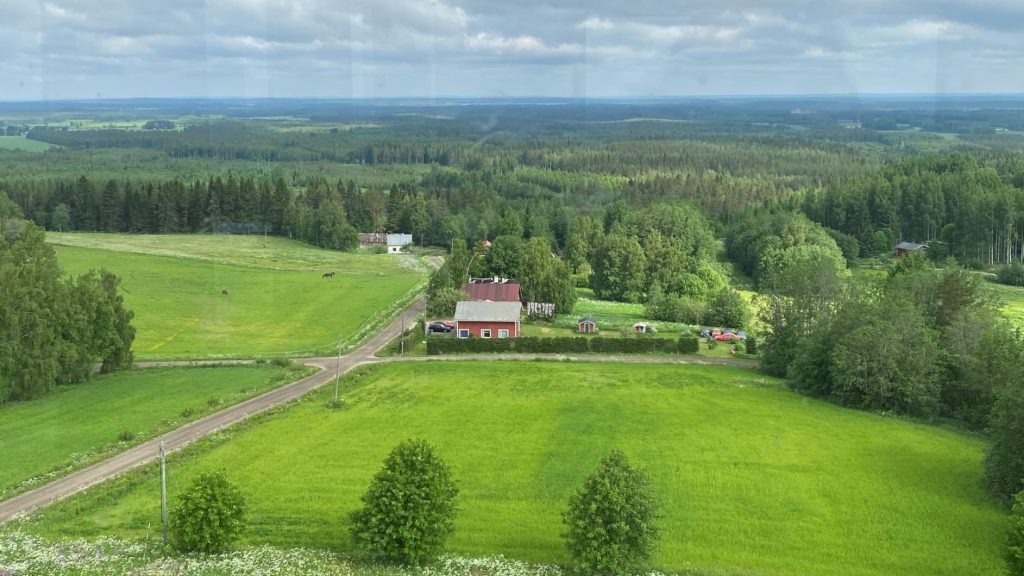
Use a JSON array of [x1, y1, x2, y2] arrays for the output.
[[713, 330, 742, 342]]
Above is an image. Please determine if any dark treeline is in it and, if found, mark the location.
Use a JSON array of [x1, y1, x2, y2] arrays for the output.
[[803, 153, 1024, 264], [0, 198, 135, 404]]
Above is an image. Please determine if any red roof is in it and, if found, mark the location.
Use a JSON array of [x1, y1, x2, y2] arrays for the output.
[[461, 281, 521, 302]]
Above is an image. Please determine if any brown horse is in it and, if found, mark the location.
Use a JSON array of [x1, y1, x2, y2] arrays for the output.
[[322, 272, 335, 279], [222, 289, 229, 296]]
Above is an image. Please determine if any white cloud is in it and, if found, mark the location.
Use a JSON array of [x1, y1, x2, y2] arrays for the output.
[[576, 17, 614, 31]]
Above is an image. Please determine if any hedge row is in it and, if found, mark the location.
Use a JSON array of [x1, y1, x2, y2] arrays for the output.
[[426, 335, 700, 356]]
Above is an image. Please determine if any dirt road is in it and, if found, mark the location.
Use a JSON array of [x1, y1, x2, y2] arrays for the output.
[[0, 298, 424, 524]]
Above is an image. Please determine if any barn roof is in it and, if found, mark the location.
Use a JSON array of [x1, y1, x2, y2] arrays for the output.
[[895, 241, 928, 251], [461, 281, 521, 302], [579, 317, 596, 324], [454, 301, 522, 323]]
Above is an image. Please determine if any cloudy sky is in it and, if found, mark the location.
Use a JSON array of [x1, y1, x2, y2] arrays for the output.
[[2, 0, 1022, 100]]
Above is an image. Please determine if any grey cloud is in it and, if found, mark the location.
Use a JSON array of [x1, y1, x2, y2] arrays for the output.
[[0, 0, 1021, 99]]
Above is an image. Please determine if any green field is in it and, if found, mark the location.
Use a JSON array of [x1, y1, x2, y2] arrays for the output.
[[0, 135, 55, 151], [48, 234, 425, 358], [25, 361, 1006, 576], [0, 364, 306, 499]]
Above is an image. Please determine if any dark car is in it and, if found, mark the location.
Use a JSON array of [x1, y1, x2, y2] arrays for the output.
[[428, 321, 453, 333]]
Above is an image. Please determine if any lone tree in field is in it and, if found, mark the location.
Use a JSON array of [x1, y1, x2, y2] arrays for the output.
[[171, 470, 247, 553], [1010, 491, 1024, 576], [562, 450, 659, 576], [350, 439, 459, 565]]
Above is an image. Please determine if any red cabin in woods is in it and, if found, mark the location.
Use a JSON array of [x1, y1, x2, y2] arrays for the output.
[[454, 301, 521, 339]]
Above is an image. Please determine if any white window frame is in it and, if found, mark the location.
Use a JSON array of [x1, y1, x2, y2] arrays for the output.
[[458, 329, 470, 339], [481, 329, 492, 339], [498, 329, 509, 339]]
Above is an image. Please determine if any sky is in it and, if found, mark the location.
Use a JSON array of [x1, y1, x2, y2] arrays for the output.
[[1, 0, 1023, 100]]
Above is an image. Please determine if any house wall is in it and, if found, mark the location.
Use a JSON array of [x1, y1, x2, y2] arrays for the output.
[[455, 321, 519, 339], [388, 245, 402, 254]]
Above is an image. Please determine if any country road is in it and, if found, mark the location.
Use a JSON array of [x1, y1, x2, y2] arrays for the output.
[[0, 297, 425, 524], [0, 285, 759, 523]]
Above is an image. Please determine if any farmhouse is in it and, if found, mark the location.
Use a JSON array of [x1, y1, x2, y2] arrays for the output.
[[462, 278, 522, 303], [387, 233, 414, 254], [895, 241, 928, 257], [454, 301, 521, 339], [578, 317, 597, 334]]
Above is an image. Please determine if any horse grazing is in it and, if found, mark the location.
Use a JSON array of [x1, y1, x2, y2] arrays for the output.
[[222, 289, 229, 296], [322, 272, 335, 279]]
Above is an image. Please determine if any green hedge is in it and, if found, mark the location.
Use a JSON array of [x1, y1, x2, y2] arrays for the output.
[[426, 335, 699, 356]]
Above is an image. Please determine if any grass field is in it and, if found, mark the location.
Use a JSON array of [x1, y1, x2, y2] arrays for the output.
[[0, 364, 307, 500], [47, 234, 425, 358], [0, 135, 55, 151], [24, 361, 1007, 576]]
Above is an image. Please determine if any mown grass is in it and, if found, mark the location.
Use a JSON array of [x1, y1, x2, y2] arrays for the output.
[[0, 364, 308, 499], [48, 234, 424, 358], [25, 361, 1007, 576], [0, 135, 56, 151]]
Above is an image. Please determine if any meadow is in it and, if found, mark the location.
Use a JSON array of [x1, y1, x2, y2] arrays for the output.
[[0, 364, 306, 500], [0, 135, 55, 151], [48, 234, 425, 358], [25, 361, 1007, 576]]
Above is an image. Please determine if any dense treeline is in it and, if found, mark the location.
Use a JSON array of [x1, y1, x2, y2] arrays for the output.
[[803, 153, 1024, 264], [0, 201, 135, 404]]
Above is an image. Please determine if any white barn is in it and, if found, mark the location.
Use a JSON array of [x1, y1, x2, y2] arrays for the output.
[[387, 233, 413, 254]]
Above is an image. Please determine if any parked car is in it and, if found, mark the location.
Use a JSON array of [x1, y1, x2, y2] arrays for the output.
[[427, 321, 453, 334], [737, 331, 747, 341], [714, 331, 742, 342], [700, 327, 711, 338]]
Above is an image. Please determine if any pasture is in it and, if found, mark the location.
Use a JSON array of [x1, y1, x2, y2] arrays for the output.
[[0, 364, 305, 500], [25, 361, 1007, 576], [0, 135, 55, 152], [48, 234, 425, 358]]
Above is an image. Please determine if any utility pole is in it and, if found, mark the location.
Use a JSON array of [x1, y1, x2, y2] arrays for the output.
[[400, 311, 406, 356], [333, 338, 343, 404], [160, 441, 168, 547]]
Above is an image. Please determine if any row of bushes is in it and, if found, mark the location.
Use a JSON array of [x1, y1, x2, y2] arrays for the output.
[[426, 335, 700, 355]]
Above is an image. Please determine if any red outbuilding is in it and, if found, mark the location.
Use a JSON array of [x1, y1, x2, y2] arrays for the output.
[[454, 301, 522, 339]]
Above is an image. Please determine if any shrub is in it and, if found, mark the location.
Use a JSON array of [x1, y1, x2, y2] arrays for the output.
[[705, 288, 749, 329], [269, 357, 292, 368], [117, 430, 135, 442], [677, 336, 699, 354], [562, 450, 659, 576], [997, 263, 1024, 287], [179, 407, 195, 418], [1010, 491, 1024, 576], [171, 470, 247, 553], [350, 439, 459, 565], [745, 335, 758, 355]]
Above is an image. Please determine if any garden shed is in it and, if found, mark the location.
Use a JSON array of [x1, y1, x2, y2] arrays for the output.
[[578, 317, 597, 334]]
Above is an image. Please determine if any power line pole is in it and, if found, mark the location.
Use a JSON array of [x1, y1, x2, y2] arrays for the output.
[[160, 441, 168, 547], [333, 338, 343, 404]]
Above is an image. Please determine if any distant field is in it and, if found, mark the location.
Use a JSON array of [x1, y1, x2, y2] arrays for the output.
[[26, 361, 1007, 576], [0, 135, 55, 151], [987, 280, 1024, 324], [48, 234, 425, 358], [0, 364, 305, 500]]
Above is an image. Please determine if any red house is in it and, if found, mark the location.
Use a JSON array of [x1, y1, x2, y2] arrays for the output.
[[454, 301, 521, 339]]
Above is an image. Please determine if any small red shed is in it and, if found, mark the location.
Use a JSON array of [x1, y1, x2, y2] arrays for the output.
[[578, 317, 597, 334], [454, 301, 522, 339]]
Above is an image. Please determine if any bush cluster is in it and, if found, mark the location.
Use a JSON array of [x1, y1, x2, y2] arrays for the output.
[[426, 335, 701, 356]]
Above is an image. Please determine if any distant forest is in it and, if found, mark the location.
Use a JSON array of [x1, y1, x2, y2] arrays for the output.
[[2, 97, 1024, 264]]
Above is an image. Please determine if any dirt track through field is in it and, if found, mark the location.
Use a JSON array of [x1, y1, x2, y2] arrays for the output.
[[0, 287, 758, 523]]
